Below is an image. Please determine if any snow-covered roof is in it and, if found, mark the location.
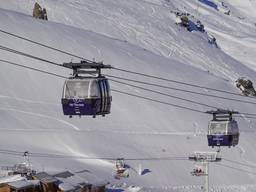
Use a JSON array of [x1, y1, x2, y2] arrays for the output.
[[54, 171, 108, 188], [58, 182, 76, 192], [8, 180, 40, 189], [34, 172, 58, 183], [75, 171, 108, 186], [54, 172, 86, 192], [0, 175, 25, 184], [53, 171, 74, 179], [56, 175, 86, 187]]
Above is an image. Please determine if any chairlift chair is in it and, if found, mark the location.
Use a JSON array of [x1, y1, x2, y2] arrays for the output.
[[116, 158, 126, 172], [191, 166, 207, 176], [114, 158, 129, 179], [191, 162, 208, 177]]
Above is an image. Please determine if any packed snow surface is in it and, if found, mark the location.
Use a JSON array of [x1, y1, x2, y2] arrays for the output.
[[0, 0, 256, 191]]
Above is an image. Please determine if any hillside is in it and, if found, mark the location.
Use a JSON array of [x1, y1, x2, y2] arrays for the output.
[[0, 0, 256, 191]]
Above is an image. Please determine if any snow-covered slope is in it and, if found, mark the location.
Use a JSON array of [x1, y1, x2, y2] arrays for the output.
[[0, 0, 256, 191], [2, 0, 256, 75]]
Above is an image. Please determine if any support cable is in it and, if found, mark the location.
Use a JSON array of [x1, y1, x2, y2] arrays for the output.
[[1, 59, 256, 118]]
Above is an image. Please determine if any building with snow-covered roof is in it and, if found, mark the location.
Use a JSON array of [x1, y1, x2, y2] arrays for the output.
[[53, 171, 108, 192], [32, 172, 58, 192], [8, 180, 40, 192], [0, 180, 40, 192]]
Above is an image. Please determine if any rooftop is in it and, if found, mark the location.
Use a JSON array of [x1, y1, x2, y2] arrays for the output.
[[8, 180, 40, 189], [34, 172, 58, 183]]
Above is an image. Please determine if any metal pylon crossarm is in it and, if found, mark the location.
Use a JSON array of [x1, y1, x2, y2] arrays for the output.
[[206, 109, 239, 121], [189, 151, 221, 162], [63, 60, 112, 77]]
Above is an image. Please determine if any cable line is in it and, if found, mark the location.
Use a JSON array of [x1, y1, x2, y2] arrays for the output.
[[2, 149, 256, 167], [0, 149, 187, 161], [2, 59, 256, 118], [234, 115, 256, 119], [113, 88, 256, 118], [0, 59, 66, 79], [112, 89, 206, 114], [0, 45, 62, 67], [0, 29, 89, 62], [222, 158, 256, 169], [1, 44, 255, 107], [112, 67, 254, 99], [235, 113, 256, 117], [107, 75, 256, 106], [110, 78, 256, 117], [0, 58, 208, 114], [215, 163, 256, 175], [110, 78, 219, 110], [0, 58, 206, 114], [0, 28, 254, 101]]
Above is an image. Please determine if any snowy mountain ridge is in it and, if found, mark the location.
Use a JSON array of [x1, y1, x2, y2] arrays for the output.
[[0, 0, 256, 191]]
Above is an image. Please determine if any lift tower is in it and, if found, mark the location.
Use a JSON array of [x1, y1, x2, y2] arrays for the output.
[[189, 151, 221, 192]]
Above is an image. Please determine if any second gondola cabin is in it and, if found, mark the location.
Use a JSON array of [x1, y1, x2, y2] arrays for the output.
[[207, 110, 239, 147], [61, 61, 112, 118]]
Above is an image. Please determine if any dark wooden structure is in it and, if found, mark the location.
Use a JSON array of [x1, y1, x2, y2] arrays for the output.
[[33, 172, 58, 192]]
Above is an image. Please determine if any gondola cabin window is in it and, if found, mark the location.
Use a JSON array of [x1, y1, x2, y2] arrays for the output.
[[208, 122, 227, 134], [89, 80, 101, 98], [64, 80, 100, 99], [228, 120, 239, 134]]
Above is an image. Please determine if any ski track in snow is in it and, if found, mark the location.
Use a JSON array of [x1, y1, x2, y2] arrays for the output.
[[109, 184, 256, 192], [237, 145, 256, 168], [90, 129, 197, 136], [0, 107, 80, 131], [0, 94, 58, 106], [60, 143, 114, 167], [0, 126, 197, 136]]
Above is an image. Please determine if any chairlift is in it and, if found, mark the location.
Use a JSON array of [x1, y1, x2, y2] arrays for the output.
[[191, 165, 207, 177], [114, 158, 129, 179], [61, 61, 112, 118], [206, 109, 239, 147]]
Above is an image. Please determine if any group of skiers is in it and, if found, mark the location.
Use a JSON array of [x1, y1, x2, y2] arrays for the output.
[[174, 10, 219, 48], [174, 11, 205, 33], [192, 168, 204, 176], [32, 2, 48, 20]]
